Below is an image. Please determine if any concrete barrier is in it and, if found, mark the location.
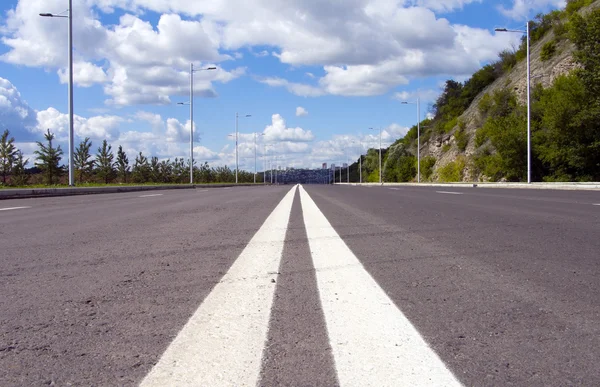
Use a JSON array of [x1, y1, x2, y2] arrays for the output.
[[0, 184, 261, 200], [338, 182, 600, 191]]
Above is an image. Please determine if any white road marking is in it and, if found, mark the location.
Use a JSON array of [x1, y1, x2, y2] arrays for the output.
[[223, 187, 232, 190], [138, 194, 163, 198], [389, 188, 401, 191], [594, 204, 600, 206], [299, 185, 462, 387], [140, 185, 298, 387], [0, 206, 32, 211], [436, 191, 464, 195], [198, 189, 209, 192]]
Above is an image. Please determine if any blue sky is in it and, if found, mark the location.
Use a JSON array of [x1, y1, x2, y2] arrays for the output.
[[0, 0, 565, 170]]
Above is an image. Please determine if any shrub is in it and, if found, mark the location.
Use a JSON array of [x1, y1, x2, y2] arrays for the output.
[[420, 156, 436, 180], [540, 40, 557, 61], [478, 93, 493, 115], [438, 156, 466, 182], [442, 144, 451, 153], [443, 117, 458, 133], [454, 119, 469, 152]]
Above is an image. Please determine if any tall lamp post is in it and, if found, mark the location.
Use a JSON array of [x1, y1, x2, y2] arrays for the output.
[[40, 3, 74, 186], [496, 22, 531, 183], [369, 127, 382, 184], [349, 140, 362, 184], [235, 113, 252, 184], [178, 64, 216, 184], [254, 132, 265, 184], [401, 97, 421, 182]]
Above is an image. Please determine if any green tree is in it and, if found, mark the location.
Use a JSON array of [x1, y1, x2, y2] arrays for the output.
[[34, 129, 63, 185], [383, 143, 417, 182], [150, 156, 162, 182], [159, 159, 173, 183], [132, 151, 151, 183], [535, 74, 600, 180], [95, 140, 116, 184], [11, 151, 29, 186], [0, 129, 17, 184], [571, 9, 600, 100], [74, 137, 94, 184], [116, 145, 130, 183]]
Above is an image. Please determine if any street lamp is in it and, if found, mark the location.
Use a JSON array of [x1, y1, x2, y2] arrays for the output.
[[177, 64, 216, 184], [40, 3, 74, 186], [254, 132, 265, 184], [369, 127, 382, 184], [496, 23, 531, 183], [349, 139, 362, 184], [265, 144, 274, 184], [235, 113, 251, 184], [401, 97, 421, 183]]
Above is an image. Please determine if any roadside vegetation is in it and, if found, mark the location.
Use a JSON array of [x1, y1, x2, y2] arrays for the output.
[[350, 0, 600, 182], [0, 129, 262, 187]]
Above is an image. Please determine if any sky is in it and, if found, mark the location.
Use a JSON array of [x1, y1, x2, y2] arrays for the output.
[[0, 0, 566, 171]]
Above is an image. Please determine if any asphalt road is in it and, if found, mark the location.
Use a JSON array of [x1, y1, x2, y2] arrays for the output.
[[1, 185, 599, 386]]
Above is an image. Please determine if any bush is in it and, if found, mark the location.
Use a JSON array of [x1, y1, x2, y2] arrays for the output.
[[442, 144, 451, 153], [540, 40, 557, 61], [442, 117, 458, 134], [474, 127, 488, 148], [455, 127, 469, 152], [420, 156, 436, 180], [438, 156, 466, 182], [565, 0, 595, 16], [478, 93, 493, 115]]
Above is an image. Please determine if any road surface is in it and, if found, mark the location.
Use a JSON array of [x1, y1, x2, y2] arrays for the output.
[[1, 185, 599, 386]]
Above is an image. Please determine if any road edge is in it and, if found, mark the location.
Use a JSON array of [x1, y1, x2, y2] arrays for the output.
[[0, 184, 264, 200], [338, 182, 600, 191]]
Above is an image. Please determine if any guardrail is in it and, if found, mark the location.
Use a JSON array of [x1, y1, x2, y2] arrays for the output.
[[0, 184, 263, 200]]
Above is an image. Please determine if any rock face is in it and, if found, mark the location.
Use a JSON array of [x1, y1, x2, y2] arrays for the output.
[[420, 3, 595, 182]]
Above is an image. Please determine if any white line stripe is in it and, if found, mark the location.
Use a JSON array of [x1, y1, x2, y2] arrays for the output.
[[223, 187, 232, 190], [436, 191, 464, 195], [198, 189, 209, 192], [0, 206, 32, 211], [389, 188, 401, 191], [138, 194, 164, 198], [299, 185, 462, 387], [140, 185, 298, 387], [594, 204, 600, 206]]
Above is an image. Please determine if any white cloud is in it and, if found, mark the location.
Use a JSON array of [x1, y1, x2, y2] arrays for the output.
[[2, 0, 525, 100], [393, 89, 441, 103], [296, 107, 308, 117], [0, 77, 37, 137], [259, 77, 324, 97], [36, 107, 122, 141], [58, 61, 108, 87], [1, 4, 243, 104], [165, 117, 191, 143], [263, 114, 314, 143], [453, 25, 521, 63], [498, 0, 566, 20], [411, 0, 483, 13], [135, 110, 164, 133]]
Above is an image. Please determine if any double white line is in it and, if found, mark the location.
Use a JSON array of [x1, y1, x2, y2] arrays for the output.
[[141, 185, 461, 387]]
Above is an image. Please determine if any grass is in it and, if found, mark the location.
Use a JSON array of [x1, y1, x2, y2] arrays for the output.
[[0, 182, 263, 189]]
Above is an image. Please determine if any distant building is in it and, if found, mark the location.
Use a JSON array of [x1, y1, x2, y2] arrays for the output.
[[343, 163, 348, 168], [331, 164, 336, 170], [322, 163, 327, 169]]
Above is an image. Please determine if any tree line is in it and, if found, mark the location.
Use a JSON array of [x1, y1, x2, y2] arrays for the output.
[[0, 129, 262, 186]]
